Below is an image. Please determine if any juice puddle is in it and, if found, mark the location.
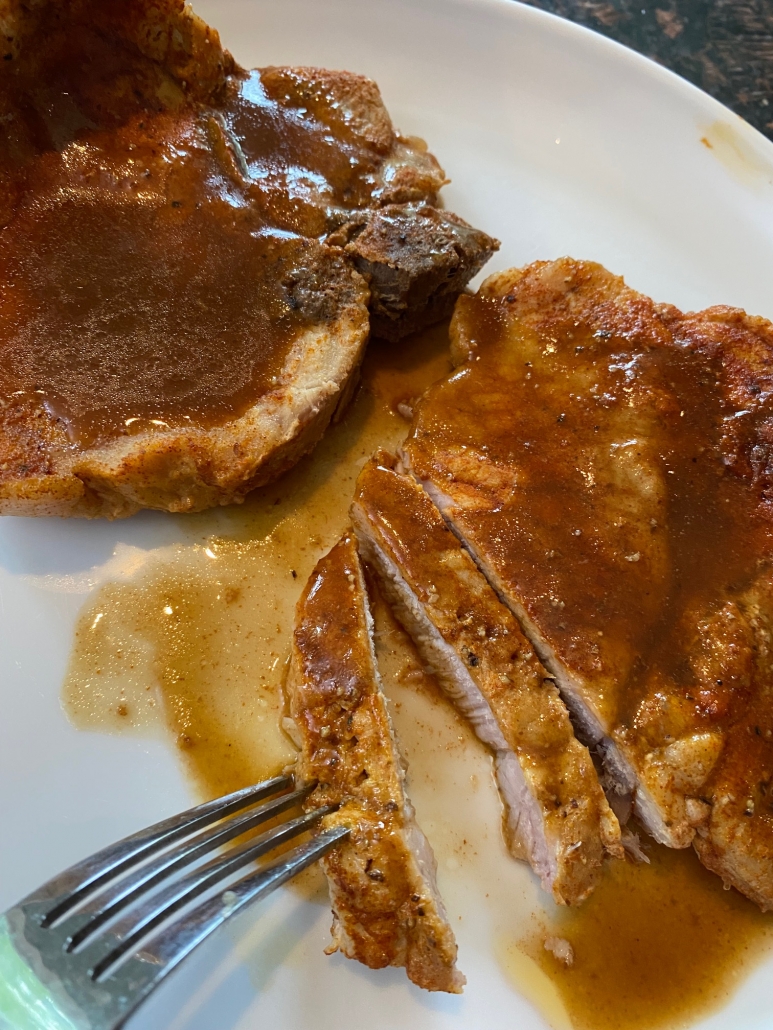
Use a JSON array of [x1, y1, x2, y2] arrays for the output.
[[62, 324, 452, 800], [511, 839, 773, 1030], [63, 543, 297, 798]]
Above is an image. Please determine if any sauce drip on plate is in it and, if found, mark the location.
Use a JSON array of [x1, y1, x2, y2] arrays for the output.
[[517, 839, 772, 1030]]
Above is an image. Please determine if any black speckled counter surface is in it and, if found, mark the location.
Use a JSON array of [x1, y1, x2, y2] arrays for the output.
[[520, 1, 773, 139]]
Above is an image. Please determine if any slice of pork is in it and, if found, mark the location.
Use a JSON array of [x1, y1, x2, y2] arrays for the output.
[[351, 453, 621, 906], [286, 532, 465, 992]]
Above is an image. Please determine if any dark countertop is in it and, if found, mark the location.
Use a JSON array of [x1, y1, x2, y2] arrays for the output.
[[520, 1, 773, 140]]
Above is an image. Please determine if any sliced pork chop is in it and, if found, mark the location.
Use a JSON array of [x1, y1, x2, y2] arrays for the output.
[[286, 533, 465, 992], [405, 258, 773, 910], [0, 0, 497, 518], [351, 452, 621, 905]]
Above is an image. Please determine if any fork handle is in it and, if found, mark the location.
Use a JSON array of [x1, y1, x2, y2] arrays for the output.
[[0, 916, 83, 1030], [0, 824, 349, 1030]]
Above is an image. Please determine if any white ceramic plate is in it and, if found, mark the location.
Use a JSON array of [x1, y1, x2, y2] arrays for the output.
[[2, 1, 773, 1028]]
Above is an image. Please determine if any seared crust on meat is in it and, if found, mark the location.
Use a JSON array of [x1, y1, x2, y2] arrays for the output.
[[330, 205, 499, 342], [0, 0, 497, 518], [0, 0, 232, 100], [352, 452, 621, 905], [689, 572, 773, 911], [407, 257, 773, 910], [287, 534, 465, 992]]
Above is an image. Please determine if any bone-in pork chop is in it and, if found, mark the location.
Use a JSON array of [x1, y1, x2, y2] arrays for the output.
[[286, 533, 465, 992], [352, 451, 621, 905], [405, 258, 773, 910], [0, 0, 496, 518]]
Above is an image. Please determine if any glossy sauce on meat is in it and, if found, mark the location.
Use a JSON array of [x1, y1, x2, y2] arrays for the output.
[[410, 294, 772, 731], [0, 137, 309, 446], [0, 24, 396, 446], [409, 265, 773, 905], [221, 68, 391, 235]]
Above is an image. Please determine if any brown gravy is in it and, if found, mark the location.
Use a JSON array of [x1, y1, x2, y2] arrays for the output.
[[63, 324, 773, 1027], [63, 543, 297, 800], [0, 20, 391, 446], [0, 168, 311, 447], [413, 296, 771, 724], [222, 68, 388, 234], [519, 841, 772, 1030]]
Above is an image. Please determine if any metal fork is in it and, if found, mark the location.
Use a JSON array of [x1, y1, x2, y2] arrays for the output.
[[0, 774, 348, 1030]]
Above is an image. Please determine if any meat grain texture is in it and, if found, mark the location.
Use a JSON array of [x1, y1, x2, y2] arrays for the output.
[[286, 534, 465, 993], [352, 451, 621, 905]]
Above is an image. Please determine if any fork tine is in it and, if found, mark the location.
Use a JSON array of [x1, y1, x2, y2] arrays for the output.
[[89, 805, 339, 982], [64, 783, 315, 953], [34, 774, 294, 926], [80, 826, 349, 1030]]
